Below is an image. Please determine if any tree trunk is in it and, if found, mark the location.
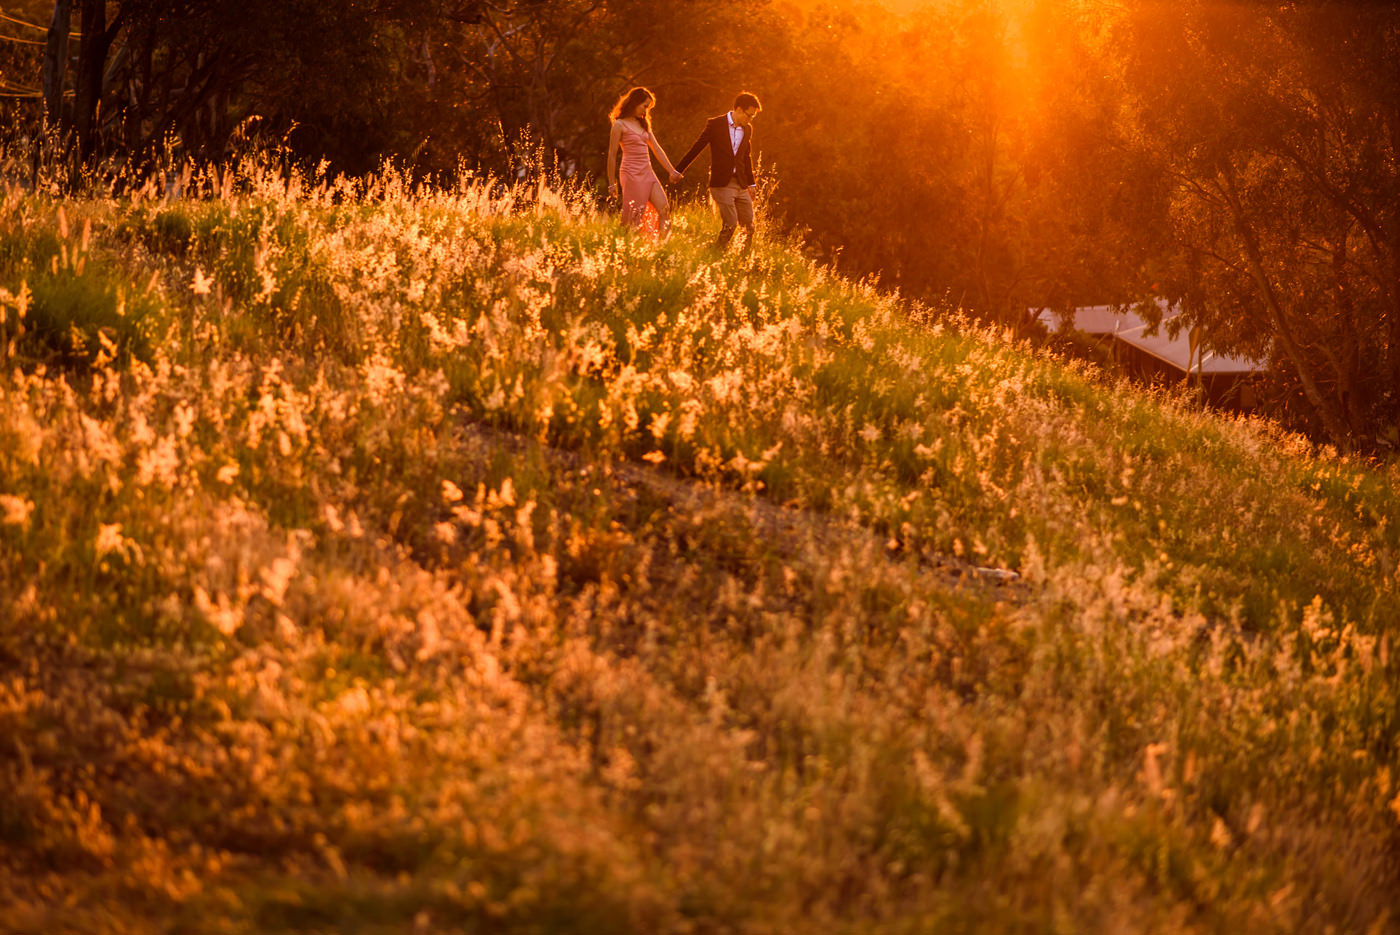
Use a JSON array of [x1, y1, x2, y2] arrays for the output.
[[74, 0, 111, 158], [42, 0, 73, 128], [1219, 164, 1355, 448], [1330, 237, 1372, 441]]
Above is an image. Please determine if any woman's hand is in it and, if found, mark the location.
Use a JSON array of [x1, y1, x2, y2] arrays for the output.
[[608, 180, 619, 197]]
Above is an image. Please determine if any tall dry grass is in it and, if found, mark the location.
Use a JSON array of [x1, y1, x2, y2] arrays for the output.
[[1, 150, 1397, 933]]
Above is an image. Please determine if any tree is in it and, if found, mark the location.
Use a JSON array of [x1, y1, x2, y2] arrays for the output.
[[423, 0, 776, 180], [39, 0, 125, 155], [1116, 0, 1400, 449], [28, 0, 487, 169]]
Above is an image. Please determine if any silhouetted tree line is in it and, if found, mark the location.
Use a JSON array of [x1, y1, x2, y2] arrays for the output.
[[3, 0, 1395, 450], [20, 0, 489, 165]]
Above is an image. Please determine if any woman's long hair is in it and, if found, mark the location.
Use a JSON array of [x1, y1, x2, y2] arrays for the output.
[[609, 86, 655, 136]]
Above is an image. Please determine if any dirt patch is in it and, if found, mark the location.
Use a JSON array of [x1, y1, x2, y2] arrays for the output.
[[458, 420, 1034, 607]]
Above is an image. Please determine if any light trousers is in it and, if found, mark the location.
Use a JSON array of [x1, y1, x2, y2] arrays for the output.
[[710, 180, 754, 247]]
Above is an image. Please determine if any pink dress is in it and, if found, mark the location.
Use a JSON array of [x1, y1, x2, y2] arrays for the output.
[[618, 121, 659, 228]]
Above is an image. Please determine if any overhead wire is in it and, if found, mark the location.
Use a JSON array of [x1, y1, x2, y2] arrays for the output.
[[0, 8, 87, 103], [0, 9, 81, 38], [0, 7, 94, 105]]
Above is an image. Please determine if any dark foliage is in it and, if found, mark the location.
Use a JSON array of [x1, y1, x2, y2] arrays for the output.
[[5, 0, 1396, 448]]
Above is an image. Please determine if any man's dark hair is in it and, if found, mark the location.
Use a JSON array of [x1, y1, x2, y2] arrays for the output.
[[733, 91, 762, 112]]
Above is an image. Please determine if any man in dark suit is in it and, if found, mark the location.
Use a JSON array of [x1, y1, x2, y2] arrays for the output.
[[676, 91, 762, 253]]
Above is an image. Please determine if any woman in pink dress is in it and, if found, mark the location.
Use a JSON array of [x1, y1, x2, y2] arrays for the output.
[[606, 87, 683, 237]]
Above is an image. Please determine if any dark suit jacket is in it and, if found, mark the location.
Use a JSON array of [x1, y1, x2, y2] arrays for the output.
[[676, 114, 755, 188]]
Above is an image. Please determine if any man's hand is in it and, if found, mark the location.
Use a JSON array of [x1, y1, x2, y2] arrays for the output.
[[748, 185, 757, 199], [669, 170, 683, 184]]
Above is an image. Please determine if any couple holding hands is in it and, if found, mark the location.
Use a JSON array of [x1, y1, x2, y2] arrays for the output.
[[606, 87, 762, 253]]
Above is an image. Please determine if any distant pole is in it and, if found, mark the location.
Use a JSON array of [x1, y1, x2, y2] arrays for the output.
[[41, 0, 73, 129]]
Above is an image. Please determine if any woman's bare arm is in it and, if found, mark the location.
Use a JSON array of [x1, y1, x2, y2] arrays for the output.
[[649, 135, 681, 181], [607, 121, 624, 194]]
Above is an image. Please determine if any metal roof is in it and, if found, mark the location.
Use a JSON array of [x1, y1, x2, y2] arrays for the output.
[[1114, 321, 1265, 375], [1035, 303, 1148, 336], [1033, 301, 1266, 375]]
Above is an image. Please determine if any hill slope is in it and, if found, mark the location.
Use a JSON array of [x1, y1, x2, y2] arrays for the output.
[[1, 163, 1398, 933]]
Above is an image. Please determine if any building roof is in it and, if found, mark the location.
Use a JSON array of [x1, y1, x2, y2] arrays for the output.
[[1032, 301, 1266, 375], [1114, 321, 1265, 375], [1035, 303, 1148, 336]]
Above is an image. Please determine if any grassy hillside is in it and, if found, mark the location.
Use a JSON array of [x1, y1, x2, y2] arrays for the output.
[[1, 157, 1398, 933]]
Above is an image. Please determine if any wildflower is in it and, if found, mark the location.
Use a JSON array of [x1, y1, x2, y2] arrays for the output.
[[94, 523, 124, 557], [322, 503, 346, 533], [1210, 817, 1234, 849], [136, 438, 181, 488], [276, 614, 298, 643], [442, 479, 464, 503], [259, 557, 298, 607], [1141, 742, 1169, 796], [338, 685, 372, 716], [191, 267, 214, 296], [174, 402, 197, 439], [676, 400, 703, 441], [79, 414, 123, 469], [254, 257, 277, 304], [0, 282, 32, 326], [642, 450, 666, 465], [217, 463, 240, 484], [94, 330, 120, 368], [486, 478, 516, 509], [94, 522, 141, 564], [5, 409, 42, 466], [362, 353, 406, 397], [0, 494, 34, 527]]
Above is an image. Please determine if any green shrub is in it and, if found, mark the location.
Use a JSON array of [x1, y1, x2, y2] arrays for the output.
[[20, 267, 153, 370], [149, 207, 195, 256]]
